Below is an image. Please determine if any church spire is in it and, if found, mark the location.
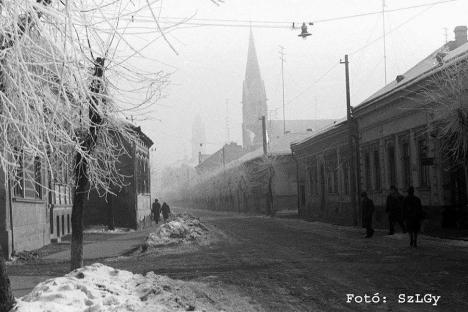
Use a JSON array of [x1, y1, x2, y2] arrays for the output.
[[242, 29, 267, 150], [245, 28, 262, 85]]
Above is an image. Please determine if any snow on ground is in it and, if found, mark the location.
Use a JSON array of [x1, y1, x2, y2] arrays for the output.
[[143, 214, 210, 249], [12, 263, 262, 312], [84, 225, 135, 234]]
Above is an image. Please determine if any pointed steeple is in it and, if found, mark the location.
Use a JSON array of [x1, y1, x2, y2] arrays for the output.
[[242, 29, 267, 150], [245, 28, 262, 85]]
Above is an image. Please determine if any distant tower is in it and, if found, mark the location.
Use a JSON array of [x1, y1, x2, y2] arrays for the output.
[[242, 29, 267, 150], [191, 115, 206, 162]]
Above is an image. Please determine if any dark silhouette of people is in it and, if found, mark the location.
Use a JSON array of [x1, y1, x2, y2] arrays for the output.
[[152, 198, 161, 224], [403, 186, 424, 248], [361, 191, 375, 238], [386, 186, 406, 235], [161, 202, 171, 222]]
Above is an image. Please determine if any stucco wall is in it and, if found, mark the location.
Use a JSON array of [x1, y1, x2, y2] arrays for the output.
[[11, 199, 50, 252]]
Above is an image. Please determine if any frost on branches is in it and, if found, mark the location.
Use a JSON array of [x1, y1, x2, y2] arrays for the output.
[[0, 0, 168, 197]]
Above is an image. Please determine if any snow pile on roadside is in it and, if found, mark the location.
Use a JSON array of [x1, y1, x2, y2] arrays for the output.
[[84, 225, 135, 234], [144, 214, 209, 249], [13, 263, 263, 312]]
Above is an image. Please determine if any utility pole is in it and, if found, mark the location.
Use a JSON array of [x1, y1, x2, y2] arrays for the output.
[[261, 115, 268, 156], [279, 45, 286, 134], [382, 0, 388, 85], [340, 54, 359, 226]]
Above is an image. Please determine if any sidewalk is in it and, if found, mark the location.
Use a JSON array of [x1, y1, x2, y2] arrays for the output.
[[9, 223, 160, 297], [43, 225, 156, 261]]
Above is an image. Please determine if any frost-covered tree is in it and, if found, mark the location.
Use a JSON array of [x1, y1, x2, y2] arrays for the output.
[[419, 59, 468, 163], [0, 1, 172, 309]]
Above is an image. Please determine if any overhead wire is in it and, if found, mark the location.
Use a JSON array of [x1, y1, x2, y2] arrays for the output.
[[285, 1, 443, 107]]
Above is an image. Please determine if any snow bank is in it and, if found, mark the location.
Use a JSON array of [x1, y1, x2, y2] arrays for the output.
[[84, 225, 135, 234], [12, 264, 206, 312], [144, 214, 209, 249], [12, 263, 263, 312]]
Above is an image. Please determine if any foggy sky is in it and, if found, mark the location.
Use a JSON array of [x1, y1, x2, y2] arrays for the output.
[[129, 0, 468, 168]]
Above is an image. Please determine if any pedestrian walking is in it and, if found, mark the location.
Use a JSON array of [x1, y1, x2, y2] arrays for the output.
[[152, 198, 161, 224], [361, 191, 375, 238], [386, 186, 406, 235], [161, 202, 171, 222], [403, 186, 425, 248]]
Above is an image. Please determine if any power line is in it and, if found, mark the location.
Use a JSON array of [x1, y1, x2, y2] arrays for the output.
[[139, 0, 458, 27], [286, 2, 439, 107]]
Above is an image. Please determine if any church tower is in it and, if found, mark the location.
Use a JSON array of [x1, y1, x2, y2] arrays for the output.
[[242, 29, 267, 150]]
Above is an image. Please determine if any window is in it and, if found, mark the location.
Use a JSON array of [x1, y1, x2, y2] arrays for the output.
[[300, 185, 306, 206], [387, 144, 396, 187], [343, 160, 350, 195], [418, 139, 430, 187], [34, 156, 42, 199], [364, 151, 371, 191], [326, 155, 338, 194], [309, 161, 318, 195], [373, 150, 381, 191], [14, 150, 24, 197], [401, 141, 411, 189]]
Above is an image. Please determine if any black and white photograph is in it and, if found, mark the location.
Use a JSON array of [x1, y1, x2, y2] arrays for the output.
[[0, 0, 468, 311]]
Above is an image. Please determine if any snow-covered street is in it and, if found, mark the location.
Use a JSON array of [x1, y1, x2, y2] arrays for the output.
[[7, 207, 468, 311]]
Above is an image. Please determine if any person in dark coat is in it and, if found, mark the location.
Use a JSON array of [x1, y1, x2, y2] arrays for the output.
[[403, 186, 424, 248], [361, 191, 375, 238], [386, 186, 406, 235], [161, 202, 171, 222], [152, 199, 161, 224]]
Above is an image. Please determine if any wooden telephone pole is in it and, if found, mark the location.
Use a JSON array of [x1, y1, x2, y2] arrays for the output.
[[340, 55, 359, 226]]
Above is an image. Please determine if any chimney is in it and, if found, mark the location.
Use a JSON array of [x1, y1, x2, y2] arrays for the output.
[[454, 25, 467, 48]]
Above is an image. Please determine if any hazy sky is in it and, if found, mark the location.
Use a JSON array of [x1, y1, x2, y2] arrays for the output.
[[124, 0, 468, 168]]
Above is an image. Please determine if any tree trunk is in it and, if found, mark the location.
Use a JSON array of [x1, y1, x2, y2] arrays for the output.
[[70, 57, 105, 271], [0, 246, 15, 312], [107, 195, 115, 231], [70, 156, 88, 270]]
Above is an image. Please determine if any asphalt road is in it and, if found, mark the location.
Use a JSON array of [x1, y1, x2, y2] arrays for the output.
[[8, 207, 468, 311]]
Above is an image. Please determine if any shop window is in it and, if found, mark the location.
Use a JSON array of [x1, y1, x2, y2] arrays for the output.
[[418, 139, 430, 187], [387, 144, 397, 187], [364, 151, 371, 191], [401, 141, 411, 189]]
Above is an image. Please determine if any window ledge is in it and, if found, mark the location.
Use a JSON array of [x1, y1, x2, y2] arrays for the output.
[[13, 197, 46, 204]]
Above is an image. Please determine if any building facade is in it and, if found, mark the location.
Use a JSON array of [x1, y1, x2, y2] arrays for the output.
[[292, 26, 468, 232], [84, 126, 153, 230], [195, 142, 244, 174], [0, 153, 50, 257]]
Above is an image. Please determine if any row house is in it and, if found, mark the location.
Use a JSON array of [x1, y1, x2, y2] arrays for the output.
[[189, 134, 308, 214], [84, 125, 153, 230], [292, 26, 468, 232]]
